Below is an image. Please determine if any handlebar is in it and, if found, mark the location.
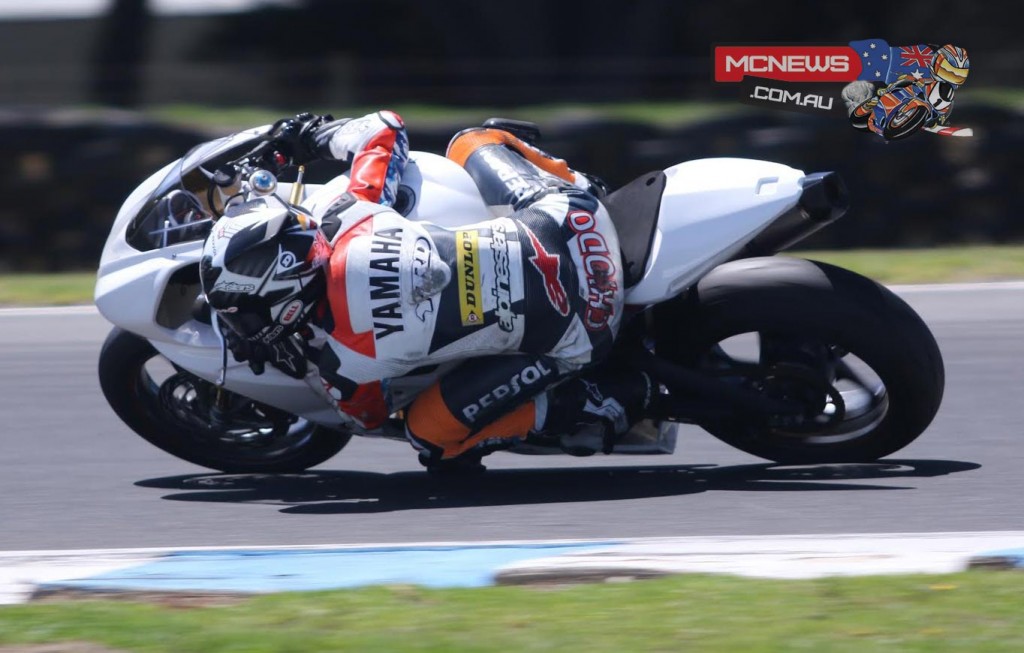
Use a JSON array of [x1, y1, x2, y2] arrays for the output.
[[206, 127, 294, 217]]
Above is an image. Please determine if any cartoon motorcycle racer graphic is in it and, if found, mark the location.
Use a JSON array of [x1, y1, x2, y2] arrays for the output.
[[843, 44, 970, 141]]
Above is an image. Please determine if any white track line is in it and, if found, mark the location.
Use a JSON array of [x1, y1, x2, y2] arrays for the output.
[[887, 280, 1024, 293], [4, 531, 1024, 604], [0, 530, 1020, 558]]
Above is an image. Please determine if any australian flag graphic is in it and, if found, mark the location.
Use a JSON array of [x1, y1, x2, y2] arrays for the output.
[[851, 39, 936, 84]]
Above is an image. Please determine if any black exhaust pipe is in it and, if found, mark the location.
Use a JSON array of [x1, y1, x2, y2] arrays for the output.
[[737, 171, 849, 258]]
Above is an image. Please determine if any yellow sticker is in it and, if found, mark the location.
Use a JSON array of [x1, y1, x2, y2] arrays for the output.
[[456, 229, 482, 326]]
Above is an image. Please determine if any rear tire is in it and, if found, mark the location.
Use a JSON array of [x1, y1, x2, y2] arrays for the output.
[[655, 257, 944, 463], [98, 327, 350, 473]]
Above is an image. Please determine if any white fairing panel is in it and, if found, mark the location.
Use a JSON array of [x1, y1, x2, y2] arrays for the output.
[[305, 151, 489, 227], [625, 158, 805, 305], [95, 147, 801, 429], [94, 150, 490, 428]]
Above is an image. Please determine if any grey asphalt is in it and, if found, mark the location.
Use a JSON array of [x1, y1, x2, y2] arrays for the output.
[[1, 284, 1022, 551]]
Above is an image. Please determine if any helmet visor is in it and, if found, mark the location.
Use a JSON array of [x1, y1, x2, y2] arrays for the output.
[[936, 58, 968, 85]]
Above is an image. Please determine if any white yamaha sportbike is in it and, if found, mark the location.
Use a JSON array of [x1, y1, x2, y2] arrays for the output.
[[95, 122, 944, 473]]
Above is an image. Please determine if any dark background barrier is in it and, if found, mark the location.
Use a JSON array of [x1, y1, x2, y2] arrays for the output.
[[2, 103, 1020, 271], [3, 0, 1020, 107], [0, 0, 1020, 270]]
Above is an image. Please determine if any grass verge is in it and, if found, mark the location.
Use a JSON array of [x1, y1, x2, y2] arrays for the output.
[[4, 246, 1021, 307], [791, 245, 1024, 285], [0, 272, 97, 306], [149, 91, 1023, 132], [150, 100, 746, 132], [1, 572, 1022, 652]]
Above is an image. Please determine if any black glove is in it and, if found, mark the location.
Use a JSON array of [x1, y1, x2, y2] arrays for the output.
[[224, 331, 307, 379], [268, 112, 334, 166]]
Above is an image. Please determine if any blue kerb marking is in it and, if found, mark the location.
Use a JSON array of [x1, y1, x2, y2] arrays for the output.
[[42, 542, 621, 593], [974, 548, 1024, 567]]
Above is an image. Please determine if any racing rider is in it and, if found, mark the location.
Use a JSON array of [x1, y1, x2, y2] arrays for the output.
[[199, 111, 652, 470], [844, 44, 969, 134]]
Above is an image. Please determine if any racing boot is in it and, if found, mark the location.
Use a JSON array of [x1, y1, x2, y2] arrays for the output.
[[541, 368, 654, 456], [417, 449, 487, 477], [447, 126, 606, 210], [478, 119, 609, 196]]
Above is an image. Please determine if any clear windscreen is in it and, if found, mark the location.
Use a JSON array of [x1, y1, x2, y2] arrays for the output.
[[125, 129, 267, 251]]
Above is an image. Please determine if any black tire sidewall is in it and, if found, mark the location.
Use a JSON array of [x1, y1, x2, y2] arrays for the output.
[[97, 327, 350, 473], [661, 257, 944, 463]]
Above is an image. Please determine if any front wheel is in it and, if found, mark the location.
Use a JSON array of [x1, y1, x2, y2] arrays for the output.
[[98, 327, 351, 473], [654, 257, 944, 463]]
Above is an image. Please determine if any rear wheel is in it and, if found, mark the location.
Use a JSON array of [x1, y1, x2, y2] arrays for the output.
[[98, 327, 350, 472], [654, 257, 944, 463]]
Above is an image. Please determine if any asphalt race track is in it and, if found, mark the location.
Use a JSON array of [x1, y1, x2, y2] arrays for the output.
[[1, 284, 1022, 551]]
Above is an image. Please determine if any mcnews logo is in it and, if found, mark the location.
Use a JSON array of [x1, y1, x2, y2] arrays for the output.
[[712, 39, 973, 139], [715, 47, 856, 82]]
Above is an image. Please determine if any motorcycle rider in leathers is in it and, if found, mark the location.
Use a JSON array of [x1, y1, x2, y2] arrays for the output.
[[843, 44, 969, 137], [199, 111, 651, 471]]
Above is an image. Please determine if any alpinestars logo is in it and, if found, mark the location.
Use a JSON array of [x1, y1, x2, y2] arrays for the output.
[[490, 222, 516, 333], [523, 226, 570, 317]]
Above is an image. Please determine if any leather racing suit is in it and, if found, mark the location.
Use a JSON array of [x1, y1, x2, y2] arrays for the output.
[[305, 112, 637, 460]]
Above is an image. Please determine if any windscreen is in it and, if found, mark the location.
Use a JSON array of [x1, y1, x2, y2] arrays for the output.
[[125, 129, 266, 251]]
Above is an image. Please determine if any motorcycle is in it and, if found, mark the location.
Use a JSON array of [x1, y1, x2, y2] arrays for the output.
[[94, 120, 945, 473], [853, 81, 936, 141]]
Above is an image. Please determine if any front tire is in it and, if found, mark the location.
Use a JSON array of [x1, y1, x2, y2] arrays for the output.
[[98, 327, 351, 473], [655, 257, 944, 463]]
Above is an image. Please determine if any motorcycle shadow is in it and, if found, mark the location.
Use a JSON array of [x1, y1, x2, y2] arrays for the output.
[[134, 458, 980, 515]]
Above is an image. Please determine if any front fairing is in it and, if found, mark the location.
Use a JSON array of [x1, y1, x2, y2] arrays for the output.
[[96, 126, 271, 337]]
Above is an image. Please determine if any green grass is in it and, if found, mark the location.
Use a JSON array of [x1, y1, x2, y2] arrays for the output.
[[4, 246, 1021, 307], [149, 89, 1024, 132], [791, 245, 1024, 284], [1, 572, 1023, 652], [0, 272, 96, 306], [969, 87, 1024, 111], [150, 100, 747, 132]]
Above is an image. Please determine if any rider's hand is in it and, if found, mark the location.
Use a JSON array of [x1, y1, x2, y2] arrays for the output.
[[268, 113, 334, 166], [224, 330, 268, 375], [224, 330, 308, 379]]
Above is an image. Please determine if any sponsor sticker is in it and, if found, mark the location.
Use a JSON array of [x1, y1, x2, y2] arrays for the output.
[[410, 236, 442, 323], [211, 280, 256, 294], [567, 210, 618, 331], [462, 359, 554, 423], [456, 229, 482, 326], [491, 222, 516, 332], [279, 299, 304, 325], [368, 226, 404, 340], [523, 225, 570, 317]]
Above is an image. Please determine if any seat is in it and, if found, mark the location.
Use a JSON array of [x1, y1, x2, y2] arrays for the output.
[[601, 171, 666, 288]]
